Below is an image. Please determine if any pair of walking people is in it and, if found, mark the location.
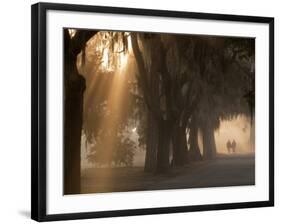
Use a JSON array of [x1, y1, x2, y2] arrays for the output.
[[226, 139, 236, 153]]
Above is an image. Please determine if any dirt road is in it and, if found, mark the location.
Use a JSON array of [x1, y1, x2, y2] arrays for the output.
[[81, 153, 255, 194]]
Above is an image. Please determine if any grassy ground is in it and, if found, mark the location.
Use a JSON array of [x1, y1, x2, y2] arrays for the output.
[[81, 153, 255, 194]]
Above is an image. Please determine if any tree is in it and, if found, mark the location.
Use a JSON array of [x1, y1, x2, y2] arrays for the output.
[[188, 114, 202, 161], [131, 33, 175, 173], [80, 31, 139, 169], [165, 35, 202, 165], [87, 132, 136, 167], [64, 29, 97, 194]]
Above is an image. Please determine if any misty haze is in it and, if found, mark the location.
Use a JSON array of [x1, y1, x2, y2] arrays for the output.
[[63, 29, 255, 195]]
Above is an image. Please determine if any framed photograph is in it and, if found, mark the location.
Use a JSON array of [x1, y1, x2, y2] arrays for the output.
[[31, 2, 274, 222]]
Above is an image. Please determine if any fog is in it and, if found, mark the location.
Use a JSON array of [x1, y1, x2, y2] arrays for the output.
[[216, 116, 254, 154], [199, 115, 255, 155], [81, 115, 254, 169]]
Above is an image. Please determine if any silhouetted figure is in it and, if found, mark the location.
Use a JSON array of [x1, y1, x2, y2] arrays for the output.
[[231, 139, 237, 153], [226, 140, 231, 153]]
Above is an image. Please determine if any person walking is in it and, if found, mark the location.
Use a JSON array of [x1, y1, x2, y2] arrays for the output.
[[226, 140, 231, 153], [231, 139, 237, 153]]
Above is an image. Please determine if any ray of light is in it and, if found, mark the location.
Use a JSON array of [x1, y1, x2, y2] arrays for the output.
[[81, 31, 133, 191]]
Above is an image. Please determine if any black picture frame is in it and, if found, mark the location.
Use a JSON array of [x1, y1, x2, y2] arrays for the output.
[[31, 2, 274, 222]]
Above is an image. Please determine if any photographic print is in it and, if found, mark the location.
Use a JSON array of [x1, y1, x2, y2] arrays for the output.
[[31, 3, 273, 221], [63, 29, 255, 195]]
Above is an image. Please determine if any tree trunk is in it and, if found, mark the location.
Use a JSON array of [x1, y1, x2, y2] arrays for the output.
[[144, 112, 158, 172], [250, 115, 255, 152], [64, 72, 85, 194], [172, 125, 188, 166], [63, 31, 84, 194], [63, 30, 97, 194], [202, 121, 217, 160], [156, 121, 171, 173], [189, 118, 202, 161]]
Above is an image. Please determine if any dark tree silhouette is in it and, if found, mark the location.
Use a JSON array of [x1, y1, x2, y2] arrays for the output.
[[64, 29, 97, 194]]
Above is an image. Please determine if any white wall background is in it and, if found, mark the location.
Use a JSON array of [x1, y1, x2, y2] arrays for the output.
[[0, 0, 279, 223]]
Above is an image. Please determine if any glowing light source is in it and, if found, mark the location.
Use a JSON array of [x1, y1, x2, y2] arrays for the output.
[[68, 29, 76, 38], [101, 48, 109, 69], [99, 33, 131, 73], [132, 127, 137, 133]]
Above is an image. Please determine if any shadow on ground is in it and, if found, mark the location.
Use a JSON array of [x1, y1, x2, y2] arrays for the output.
[[80, 153, 255, 194]]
